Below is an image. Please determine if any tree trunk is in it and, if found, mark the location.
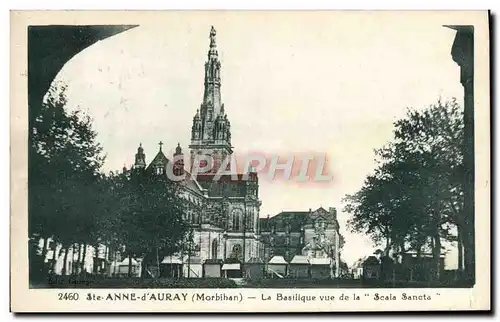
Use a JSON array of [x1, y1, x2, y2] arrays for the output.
[[432, 234, 441, 282], [41, 237, 48, 259], [457, 227, 464, 273], [140, 256, 146, 278], [93, 243, 99, 274], [128, 254, 133, 278], [75, 243, 82, 274], [51, 244, 58, 273], [40, 237, 48, 275], [81, 243, 88, 274], [62, 247, 69, 275], [104, 245, 109, 275], [156, 247, 160, 279], [415, 244, 422, 281], [113, 250, 118, 276], [384, 234, 391, 257], [71, 243, 77, 275]]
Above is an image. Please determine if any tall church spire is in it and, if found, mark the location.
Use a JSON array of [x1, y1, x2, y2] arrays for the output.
[[202, 26, 222, 120], [190, 26, 233, 173]]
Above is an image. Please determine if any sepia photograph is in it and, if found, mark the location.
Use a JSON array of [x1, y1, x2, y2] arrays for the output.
[[10, 10, 490, 312]]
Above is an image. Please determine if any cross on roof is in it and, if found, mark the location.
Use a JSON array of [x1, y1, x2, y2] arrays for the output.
[[159, 141, 163, 150]]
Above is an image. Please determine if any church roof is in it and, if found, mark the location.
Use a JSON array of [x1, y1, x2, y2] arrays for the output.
[[146, 150, 169, 170], [259, 207, 339, 232], [259, 211, 308, 232], [181, 172, 206, 197]]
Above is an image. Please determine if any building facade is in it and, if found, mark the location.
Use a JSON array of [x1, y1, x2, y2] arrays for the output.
[[259, 207, 344, 276]]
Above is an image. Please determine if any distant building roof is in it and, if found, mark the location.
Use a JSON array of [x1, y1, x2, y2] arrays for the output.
[[260, 207, 339, 232], [259, 211, 308, 231], [363, 256, 380, 266]]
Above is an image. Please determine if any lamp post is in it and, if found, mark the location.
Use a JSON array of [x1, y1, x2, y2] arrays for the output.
[[243, 199, 247, 266]]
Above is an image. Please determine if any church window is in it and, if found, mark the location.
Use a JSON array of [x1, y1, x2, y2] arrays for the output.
[[211, 239, 218, 259], [231, 209, 242, 231], [247, 214, 253, 229], [233, 214, 240, 231]]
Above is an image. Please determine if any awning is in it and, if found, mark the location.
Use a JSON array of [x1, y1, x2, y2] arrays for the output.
[[310, 258, 331, 265], [290, 255, 309, 264], [119, 258, 139, 266], [161, 256, 182, 264], [222, 263, 241, 270], [183, 256, 202, 264], [268, 256, 287, 265]]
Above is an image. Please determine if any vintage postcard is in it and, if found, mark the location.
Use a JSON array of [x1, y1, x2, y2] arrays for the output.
[[10, 10, 490, 312]]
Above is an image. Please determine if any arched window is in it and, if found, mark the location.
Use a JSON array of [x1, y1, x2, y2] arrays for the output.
[[231, 209, 242, 231], [211, 239, 218, 259], [233, 215, 240, 231]]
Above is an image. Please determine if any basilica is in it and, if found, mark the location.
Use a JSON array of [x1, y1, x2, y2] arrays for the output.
[[126, 27, 343, 278]]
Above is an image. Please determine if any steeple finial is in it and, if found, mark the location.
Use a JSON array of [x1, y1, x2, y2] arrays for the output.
[[175, 143, 183, 156], [159, 141, 164, 151], [210, 26, 216, 47], [208, 26, 218, 58]]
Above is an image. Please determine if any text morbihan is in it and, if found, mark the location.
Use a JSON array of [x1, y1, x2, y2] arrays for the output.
[[195, 293, 239, 302]]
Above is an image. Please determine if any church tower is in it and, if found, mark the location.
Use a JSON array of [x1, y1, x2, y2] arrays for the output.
[[134, 143, 146, 169], [189, 26, 233, 173]]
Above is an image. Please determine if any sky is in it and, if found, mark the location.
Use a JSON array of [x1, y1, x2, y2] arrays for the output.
[[52, 12, 464, 266]]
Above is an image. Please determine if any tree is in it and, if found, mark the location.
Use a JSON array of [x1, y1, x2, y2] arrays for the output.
[[104, 170, 190, 277], [29, 82, 105, 279], [343, 99, 464, 281]]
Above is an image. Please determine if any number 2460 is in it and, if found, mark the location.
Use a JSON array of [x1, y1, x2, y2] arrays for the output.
[[58, 293, 79, 301]]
